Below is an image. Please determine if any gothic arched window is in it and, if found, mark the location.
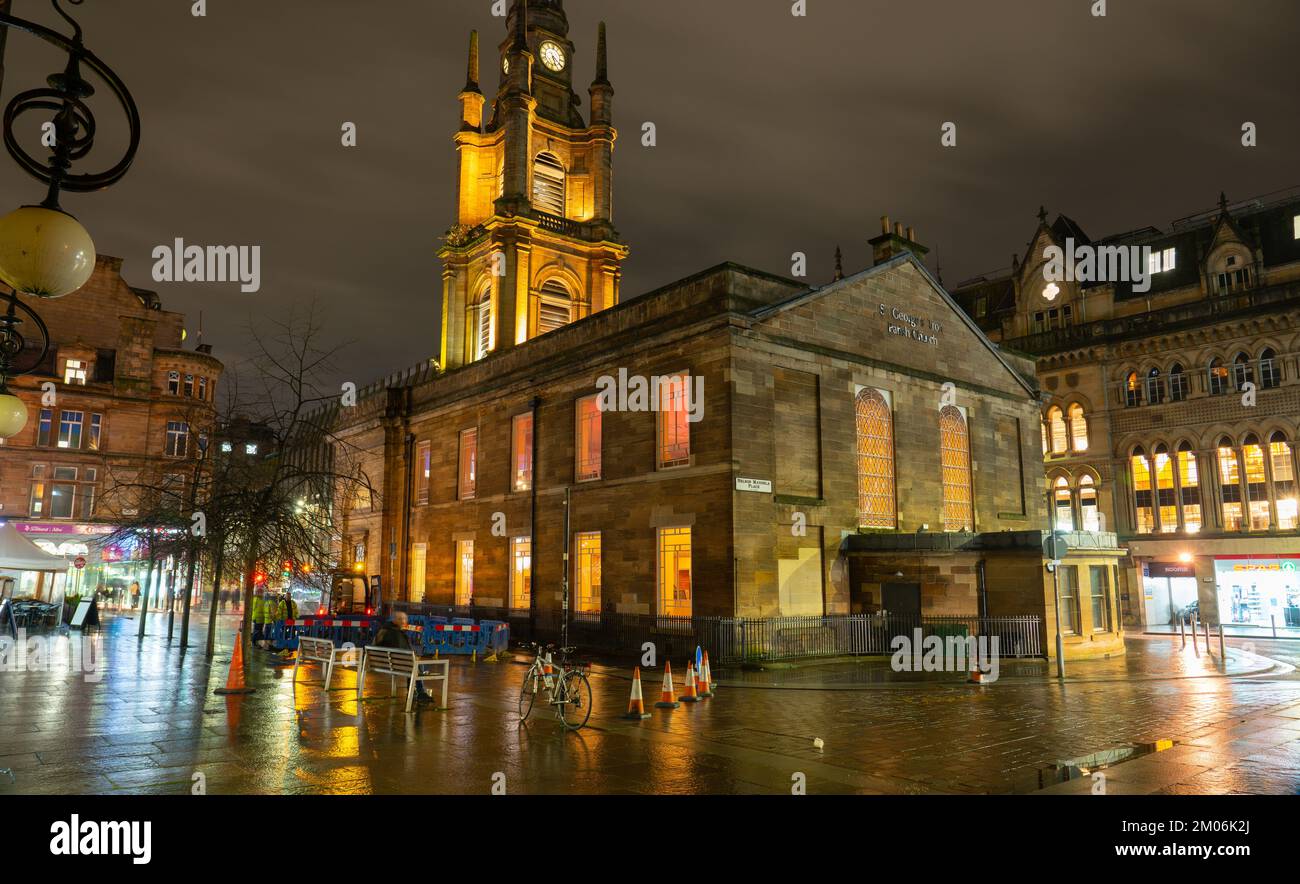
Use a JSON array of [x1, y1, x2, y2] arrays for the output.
[[1153, 443, 1176, 532], [1177, 441, 1201, 532], [939, 405, 973, 532], [537, 279, 573, 335], [1047, 406, 1067, 455], [855, 388, 896, 529], [1078, 474, 1100, 531], [474, 287, 493, 361], [1124, 371, 1142, 407], [1233, 352, 1254, 392], [1131, 446, 1154, 534], [1260, 348, 1281, 389], [1068, 403, 1088, 452], [532, 152, 566, 216], [1208, 357, 1229, 396], [1270, 431, 1297, 529], [1053, 476, 1074, 532], [1169, 363, 1189, 401], [1218, 436, 1242, 531]]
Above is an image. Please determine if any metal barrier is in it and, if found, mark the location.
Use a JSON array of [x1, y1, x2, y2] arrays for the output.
[[399, 618, 510, 657], [278, 617, 379, 651]]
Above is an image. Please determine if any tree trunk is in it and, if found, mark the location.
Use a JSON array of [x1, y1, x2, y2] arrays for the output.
[[241, 553, 257, 671], [137, 544, 157, 640], [179, 539, 197, 650], [205, 536, 226, 657]]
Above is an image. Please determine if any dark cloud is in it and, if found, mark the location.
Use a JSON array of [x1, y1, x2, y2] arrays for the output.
[[2, 0, 1297, 385]]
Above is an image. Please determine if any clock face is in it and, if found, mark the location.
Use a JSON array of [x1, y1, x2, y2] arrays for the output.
[[539, 41, 566, 72]]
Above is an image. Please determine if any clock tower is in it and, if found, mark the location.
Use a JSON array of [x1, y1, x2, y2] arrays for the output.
[[439, 0, 628, 369]]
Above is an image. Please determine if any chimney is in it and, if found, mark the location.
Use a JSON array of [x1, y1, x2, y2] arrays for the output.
[[869, 215, 929, 266]]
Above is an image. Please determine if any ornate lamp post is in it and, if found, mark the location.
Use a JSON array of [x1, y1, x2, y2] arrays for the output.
[[0, 0, 141, 437]]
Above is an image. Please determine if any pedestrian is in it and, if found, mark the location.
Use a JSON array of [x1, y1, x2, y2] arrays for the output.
[[251, 588, 266, 644], [130, 581, 141, 609]]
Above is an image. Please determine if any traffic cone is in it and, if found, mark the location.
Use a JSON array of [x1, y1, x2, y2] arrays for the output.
[[215, 630, 256, 695], [623, 666, 652, 720], [968, 664, 986, 685], [699, 651, 714, 698], [681, 662, 701, 702], [654, 661, 680, 708]]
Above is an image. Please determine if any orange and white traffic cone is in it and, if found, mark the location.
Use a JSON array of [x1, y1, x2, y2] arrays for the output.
[[623, 666, 652, 720], [699, 652, 714, 698], [968, 665, 985, 685], [654, 661, 680, 709], [214, 630, 256, 695], [681, 662, 701, 702]]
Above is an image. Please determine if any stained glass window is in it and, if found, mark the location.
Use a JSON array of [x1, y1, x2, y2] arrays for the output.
[[658, 527, 692, 619], [940, 405, 973, 532], [855, 388, 895, 528], [574, 532, 602, 618]]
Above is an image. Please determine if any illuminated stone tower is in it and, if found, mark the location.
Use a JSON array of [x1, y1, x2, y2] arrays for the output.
[[439, 0, 628, 369]]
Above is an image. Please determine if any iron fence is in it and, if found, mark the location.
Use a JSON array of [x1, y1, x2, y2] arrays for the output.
[[387, 602, 1045, 664]]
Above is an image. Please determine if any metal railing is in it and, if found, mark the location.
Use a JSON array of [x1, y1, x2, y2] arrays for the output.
[[387, 602, 1045, 663]]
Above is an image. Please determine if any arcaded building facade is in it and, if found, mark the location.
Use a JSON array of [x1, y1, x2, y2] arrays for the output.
[[954, 189, 1300, 634]]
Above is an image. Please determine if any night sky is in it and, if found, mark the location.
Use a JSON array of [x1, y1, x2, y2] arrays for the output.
[[2, 0, 1298, 388]]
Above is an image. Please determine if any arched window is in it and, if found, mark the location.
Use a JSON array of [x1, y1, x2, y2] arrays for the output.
[[1078, 474, 1100, 532], [1260, 348, 1281, 389], [1233, 352, 1254, 392], [855, 388, 896, 529], [1177, 442, 1201, 533], [1041, 421, 1049, 457], [1146, 368, 1164, 404], [939, 406, 974, 532], [532, 152, 566, 216], [1243, 433, 1269, 530], [1153, 443, 1177, 533], [537, 279, 573, 335], [1053, 476, 1074, 532], [1218, 436, 1242, 531], [1124, 371, 1142, 407], [474, 287, 493, 360], [1047, 406, 1068, 455], [1270, 431, 1296, 530], [1169, 363, 1189, 402], [1131, 447, 1154, 533], [1208, 357, 1229, 396], [1068, 403, 1088, 452]]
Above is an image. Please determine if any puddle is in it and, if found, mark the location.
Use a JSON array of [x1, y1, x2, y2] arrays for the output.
[[1012, 740, 1176, 793]]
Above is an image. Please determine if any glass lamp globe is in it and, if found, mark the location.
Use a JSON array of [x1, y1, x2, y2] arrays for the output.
[[0, 391, 28, 439], [0, 205, 97, 298]]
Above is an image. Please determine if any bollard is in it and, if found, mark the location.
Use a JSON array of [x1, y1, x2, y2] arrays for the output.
[[1191, 613, 1200, 657], [1179, 615, 1186, 649], [1271, 614, 1277, 639], [1218, 623, 1226, 661], [1203, 619, 1212, 655]]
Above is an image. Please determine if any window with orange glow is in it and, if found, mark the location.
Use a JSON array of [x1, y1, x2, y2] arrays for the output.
[[1218, 440, 1242, 531], [574, 532, 602, 618], [940, 406, 974, 532], [1047, 406, 1067, 454], [1177, 443, 1201, 532], [575, 394, 602, 481], [1053, 476, 1073, 531], [1068, 403, 1088, 452], [1270, 432, 1297, 530], [1132, 448, 1154, 533], [855, 388, 896, 528], [458, 428, 477, 500], [657, 527, 692, 619], [1243, 435, 1270, 530], [1154, 444, 1177, 533], [1079, 474, 1100, 531], [657, 372, 691, 469], [511, 413, 533, 492]]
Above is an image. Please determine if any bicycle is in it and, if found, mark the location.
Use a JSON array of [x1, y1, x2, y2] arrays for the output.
[[517, 641, 593, 731]]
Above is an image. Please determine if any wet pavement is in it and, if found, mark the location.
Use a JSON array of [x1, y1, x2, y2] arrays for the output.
[[2, 612, 1299, 795]]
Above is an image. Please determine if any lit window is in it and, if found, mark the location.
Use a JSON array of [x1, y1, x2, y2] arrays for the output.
[[1147, 247, 1176, 274], [1243, 434, 1269, 530], [88, 414, 102, 451], [1053, 476, 1074, 532], [537, 280, 572, 335], [165, 421, 189, 458], [1124, 372, 1142, 407], [940, 405, 974, 532], [657, 527, 692, 619], [1079, 474, 1100, 531], [455, 539, 474, 605], [574, 532, 602, 618], [1132, 447, 1154, 534], [1208, 358, 1229, 396], [1294, 214, 1300, 240], [1088, 566, 1112, 633], [244, 443, 258, 456], [37, 409, 52, 447], [1270, 432, 1296, 530], [458, 428, 478, 500], [220, 441, 233, 453], [657, 372, 691, 469], [63, 359, 87, 385], [29, 481, 46, 515], [1154, 444, 1176, 532], [511, 413, 533, 492], [1047, 406, 1067, 454], [57, 411, 83, 449], [409, 543, 427, 603], [575, 394, 602, 481], [855, 388, 896, 528], [510, 537, 531, 611], [532, 152, 566, 216], [1218, 439, 1242, 532], [475, 292, 493, 360], [416, 440, 431, 504], [1178, 443, 1201, 532], [1068, 403, 1088, 452]]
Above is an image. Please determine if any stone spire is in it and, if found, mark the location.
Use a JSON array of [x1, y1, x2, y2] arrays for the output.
[[833, 246, 844, 281], [465, 30, 480, 93], [589, 21, 613, 125]]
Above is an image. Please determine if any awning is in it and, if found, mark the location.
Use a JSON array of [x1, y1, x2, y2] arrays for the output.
[[0, 521, 69, 572]]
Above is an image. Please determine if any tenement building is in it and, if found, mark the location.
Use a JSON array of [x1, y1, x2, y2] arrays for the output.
[[331, 1, 1127, 660], [953, 189, 1300, 634], [0, 255, 222, 603]]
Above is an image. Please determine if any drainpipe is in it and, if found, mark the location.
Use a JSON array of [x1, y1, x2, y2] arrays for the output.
[[402, 429, 414, 610], [528, 396, 540, 634]]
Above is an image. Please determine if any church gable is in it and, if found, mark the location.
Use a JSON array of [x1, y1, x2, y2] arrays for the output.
[[752, 256, 1035, 399]]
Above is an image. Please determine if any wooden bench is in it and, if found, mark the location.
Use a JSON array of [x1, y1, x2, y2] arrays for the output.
[[293, 636, 361, 689], [356, 645, 449, 713]]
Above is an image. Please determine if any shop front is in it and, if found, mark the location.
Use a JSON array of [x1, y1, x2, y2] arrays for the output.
[[13, 522, 154, 607], [1142, 560, 1199, 627], [1213, 555, 1300, 629]]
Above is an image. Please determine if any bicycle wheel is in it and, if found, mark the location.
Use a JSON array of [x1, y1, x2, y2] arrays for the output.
[[518, 668, 539, 720], [558, 671, 592, 730]]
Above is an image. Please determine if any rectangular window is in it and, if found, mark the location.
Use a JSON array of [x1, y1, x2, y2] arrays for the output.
[[510, 536, 531, 611], [575, 394, 602, 481], [476, 299, 493, 360], [574, 532, 602, 619], [184, 374, 195, 397], [511, 413, 533, 492], [458, 428, 477, 500], [409, 543, 427, 603], [1032, 312, 1046, 333], [88, 413, 102, 451], [37, 409, 52, 447], [50, 482, 75, 519], [657, 372, 691, 469], [1088, 565, 1112, 633], [1059, 565, 1080, 634], [53, 466, 77, 481], [1219, 445, 1242, 531], [63, 359, 87, 385], [415, 440, 431, 505], [57, 410, 83, 449], [1294, 214, 1300, 240], [657, 527, 692, 619], [1162, 247, 1176, 271], [93, 349, 115, 383], [454, 539, 474, 606], [79, 484, 96, 520], [167, 371, 179, 395], [198, 376, 208, 400], [165, 421, 189, 458], [29, 481, 45, 515]]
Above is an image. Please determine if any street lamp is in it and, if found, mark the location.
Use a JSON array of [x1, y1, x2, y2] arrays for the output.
[[0, 0, 141, 436]]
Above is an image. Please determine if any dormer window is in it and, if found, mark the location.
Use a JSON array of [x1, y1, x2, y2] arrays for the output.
[[1147, 247, 1176, 275], [63, 359, 87, 385], [1293, 214, 1299, 240]]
